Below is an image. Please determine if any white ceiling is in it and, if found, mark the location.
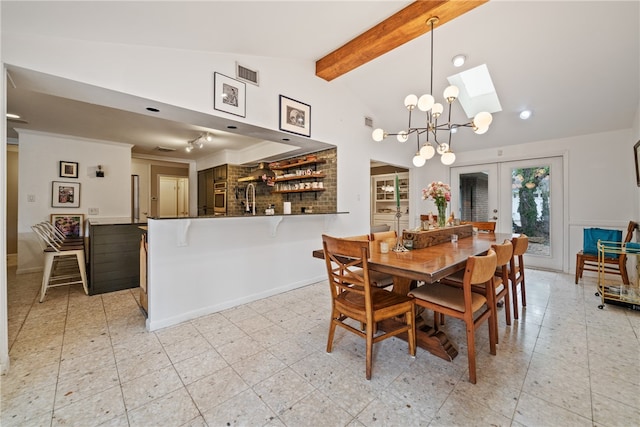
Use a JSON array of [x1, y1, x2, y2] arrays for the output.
[[3, 1, 639, 161]]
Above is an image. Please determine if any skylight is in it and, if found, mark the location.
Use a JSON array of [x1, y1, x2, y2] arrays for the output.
[[447, 64, 502, 119]]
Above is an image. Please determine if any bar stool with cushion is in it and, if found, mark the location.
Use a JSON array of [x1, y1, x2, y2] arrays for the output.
[[322, 234, 416, 380], [509, 234, 529, 320], [409, 249, 498, 384], [439, 239, 513, 342], [575, 221, 636, 285], [32, 225, 88, 302]]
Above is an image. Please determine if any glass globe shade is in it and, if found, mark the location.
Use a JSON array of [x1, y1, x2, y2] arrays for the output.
[[432, 103, 444, 118], [396, 131, 408, 143], [436, 142, 449, 155], [413, 153, 426, 167], [443, 85, 459, 102], [473, 111, 493, 128], [417, 94, 435, 111], [420, 144, 436, 159], [404, 94, 418, 110], [372, 128, 386, 142], [474, 126, 489, 135], [441, 151, 456, 165]]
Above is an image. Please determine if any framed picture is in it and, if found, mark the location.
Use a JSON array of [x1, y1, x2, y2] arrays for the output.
[[59, 161, 78, 178], [279, 95, 311, 137], [50, 214, 84, 238], [51, 181, 80, 208], [635, 140, 640, 187], [213, 72, 246, 117]]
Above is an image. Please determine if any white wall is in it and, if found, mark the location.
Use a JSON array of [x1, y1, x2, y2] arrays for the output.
[[17, 130, 132, 273]]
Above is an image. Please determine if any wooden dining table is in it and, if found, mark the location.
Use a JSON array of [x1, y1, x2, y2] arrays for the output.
[[313, 232, 515, 361]]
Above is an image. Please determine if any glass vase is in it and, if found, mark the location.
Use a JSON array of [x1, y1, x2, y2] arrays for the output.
[[437, 203, 447, 228]]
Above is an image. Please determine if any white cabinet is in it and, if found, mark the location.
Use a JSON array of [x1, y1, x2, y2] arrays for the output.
[[371, 173, 409, 232]]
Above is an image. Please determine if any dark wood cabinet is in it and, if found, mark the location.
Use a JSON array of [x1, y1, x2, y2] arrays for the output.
[[198, 168, 214, 216], [213, 164, 227, 181], [88, 223, 145, 295]]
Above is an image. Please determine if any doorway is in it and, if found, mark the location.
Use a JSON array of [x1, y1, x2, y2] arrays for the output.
[[158, 176, 189, 218], [451, 156, 564, 271]]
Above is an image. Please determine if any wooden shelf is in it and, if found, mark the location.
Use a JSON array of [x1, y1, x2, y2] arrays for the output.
[[275, 173, 325, 182], [272, 188, 326, 194], [270, 159, 326, 170]]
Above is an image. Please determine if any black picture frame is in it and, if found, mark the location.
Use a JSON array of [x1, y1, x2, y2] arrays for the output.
[[59, 161, 78, 178], [51, 181, 80, 208], [279, 95, 311, 137], [635, 140, 640, 187], [213, 72, 246, 117]]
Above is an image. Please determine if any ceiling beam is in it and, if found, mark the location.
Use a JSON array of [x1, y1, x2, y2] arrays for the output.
[[315, 0, 489, 82]]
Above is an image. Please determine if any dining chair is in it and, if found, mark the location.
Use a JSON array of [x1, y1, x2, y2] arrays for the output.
[[575, 221, 636, 285], [32, 224, 88, 302], [409, 249, 497, 384], [461, 221, 496, 233], [509, 234, 529, 320], [344, 234, 394, 289], [439, 239, 513, 342], [322, 234, 416, 380]]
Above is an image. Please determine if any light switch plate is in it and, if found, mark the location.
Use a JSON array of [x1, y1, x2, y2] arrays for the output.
[[88, 208, 99, 215]]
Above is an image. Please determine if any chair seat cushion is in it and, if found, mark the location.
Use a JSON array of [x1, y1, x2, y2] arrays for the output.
[[337, 288, 412, 312], [352, 269, 394, 287], [409, 283, 487, 313]]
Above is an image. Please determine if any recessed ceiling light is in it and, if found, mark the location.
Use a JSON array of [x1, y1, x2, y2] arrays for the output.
[[519, 110, 532, 120], [452, 54, 466, 67], [6, 113, 20, 119]]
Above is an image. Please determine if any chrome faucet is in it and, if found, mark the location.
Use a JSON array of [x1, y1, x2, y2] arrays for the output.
[[245, 183, 256, 215]]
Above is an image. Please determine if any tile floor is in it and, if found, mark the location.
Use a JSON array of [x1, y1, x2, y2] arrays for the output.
[[2, 264, 639, 427]]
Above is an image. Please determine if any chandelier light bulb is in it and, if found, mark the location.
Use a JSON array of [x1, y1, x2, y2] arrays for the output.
[[420, 143, 436, 159], [431, 103, 444, 118], [412, 153, 426, 167], [436, 142, 449, 155], [404, 94, 418, 110], [443, 85, 459, 103], [473, 111, 493, 129], [441, 151, 456, 165], [396, 131, 409, 143], [474, 126, 489, 135], [417, 94, 435, 111], [372, 128, 386, 142]]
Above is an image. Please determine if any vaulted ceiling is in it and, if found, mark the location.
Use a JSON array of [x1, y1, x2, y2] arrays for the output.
[[3, 1, 639, 161]]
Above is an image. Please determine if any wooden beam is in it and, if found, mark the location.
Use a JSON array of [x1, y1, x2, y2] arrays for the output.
[[315, 0, 489, 81]]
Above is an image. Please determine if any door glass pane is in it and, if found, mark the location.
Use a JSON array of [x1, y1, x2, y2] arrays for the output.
[[511, 166, 550, 256], [459, 172, 489, 221]]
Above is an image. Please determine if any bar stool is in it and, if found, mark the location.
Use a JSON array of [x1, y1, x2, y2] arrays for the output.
[[32, 224, 88, 302]]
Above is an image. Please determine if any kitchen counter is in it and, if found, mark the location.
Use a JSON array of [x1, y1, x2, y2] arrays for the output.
[[147, 211, 348, 220]]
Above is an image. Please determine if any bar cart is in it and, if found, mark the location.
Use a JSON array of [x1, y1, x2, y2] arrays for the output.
[[595, 240, 640, 310]]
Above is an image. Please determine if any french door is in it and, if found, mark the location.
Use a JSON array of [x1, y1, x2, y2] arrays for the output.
[[450, 157, 564, 271]]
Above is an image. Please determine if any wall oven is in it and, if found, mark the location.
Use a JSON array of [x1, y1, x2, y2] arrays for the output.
[[213, 182, 227, 215]]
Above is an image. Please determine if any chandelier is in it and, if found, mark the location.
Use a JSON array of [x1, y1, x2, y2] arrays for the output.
[[185, 132, 213, 152], [371, 17, 493, 167]]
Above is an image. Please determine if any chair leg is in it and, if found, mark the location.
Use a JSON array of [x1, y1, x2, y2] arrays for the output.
[[511, 280, 519, 320], [40, 253, 55, 303], [365, 322, 374, 380], [326, 315, 337, 353], [406, 307, 416, 357], [504, 290, 511, 326], [575, 254, 583, 284], [465, 323, 477, 384], [76, 252, 89, 295], [520, 273, 527, 308]]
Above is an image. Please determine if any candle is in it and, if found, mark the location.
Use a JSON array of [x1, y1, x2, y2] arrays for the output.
[[395, 173, 400, 208]]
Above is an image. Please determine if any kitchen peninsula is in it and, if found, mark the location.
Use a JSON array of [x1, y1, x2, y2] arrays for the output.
[[144, 211, 347, 331]]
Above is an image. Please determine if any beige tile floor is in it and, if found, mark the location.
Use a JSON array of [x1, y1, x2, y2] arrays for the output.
[[2, 264, 639, 427]]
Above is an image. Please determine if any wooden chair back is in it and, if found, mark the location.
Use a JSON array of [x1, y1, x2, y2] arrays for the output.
[[370, 230, 396, 241], [461, 221, 496, 233]]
